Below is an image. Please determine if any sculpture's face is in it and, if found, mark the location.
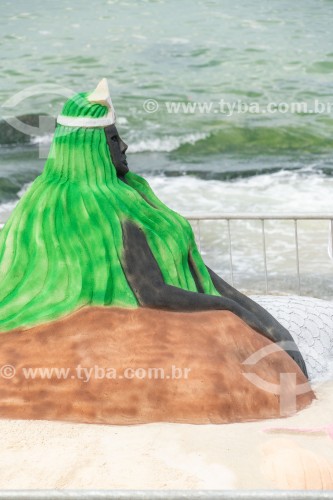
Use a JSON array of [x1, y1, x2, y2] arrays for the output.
[[105, 124, 129, 176]]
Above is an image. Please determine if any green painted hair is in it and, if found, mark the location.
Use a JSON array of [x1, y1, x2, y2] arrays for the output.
[[0, 92, 219, 332]]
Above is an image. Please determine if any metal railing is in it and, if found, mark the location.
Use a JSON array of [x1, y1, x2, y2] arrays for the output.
[[0, 491, 332, 500], [1, 213, 333, 298], [186, 213, 333, 297]]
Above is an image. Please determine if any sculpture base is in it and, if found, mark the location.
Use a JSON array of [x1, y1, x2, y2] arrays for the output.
[[0, 307, 314, 424]]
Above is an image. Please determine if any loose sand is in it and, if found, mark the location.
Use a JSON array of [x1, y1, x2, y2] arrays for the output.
[[0, 381, 332, 490]]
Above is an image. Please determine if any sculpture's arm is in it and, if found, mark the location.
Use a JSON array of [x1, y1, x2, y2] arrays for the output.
[[121, 220, 308, 376], [206, 266, 309, 377], [206, 266, 289, 340]]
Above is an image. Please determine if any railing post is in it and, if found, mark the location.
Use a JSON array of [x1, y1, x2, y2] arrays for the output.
[[261, 219, 268, 294], [196, 220, 201, 253], [227, 219, 234, 286], [294, 219, 301, 295], [329, 219, 333, 260]]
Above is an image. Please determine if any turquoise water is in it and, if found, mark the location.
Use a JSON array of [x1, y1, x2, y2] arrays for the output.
[[1, 0, 333, 160], [1, 0, 333, 296]]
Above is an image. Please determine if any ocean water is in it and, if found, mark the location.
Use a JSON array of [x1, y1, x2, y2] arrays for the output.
[[1, 0, 333, 297]]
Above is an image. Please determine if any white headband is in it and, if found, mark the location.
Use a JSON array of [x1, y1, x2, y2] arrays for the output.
[[56, 112, 115, 128]]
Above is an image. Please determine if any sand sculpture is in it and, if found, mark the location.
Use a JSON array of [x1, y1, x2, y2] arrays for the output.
[[0, 79, 313, 424]]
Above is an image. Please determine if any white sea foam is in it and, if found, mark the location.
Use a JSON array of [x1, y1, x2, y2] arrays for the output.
[[117, 116, 128, 126], [131, 34, 147, 40], [0, 183, 31, 225], [2, 169, 332, 223], [145, 169, 333, 216], [0, 201, 17, 226], [128, 133, 207, 153], [30, 134, 54, 145], [166, 37, 190, 44]]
